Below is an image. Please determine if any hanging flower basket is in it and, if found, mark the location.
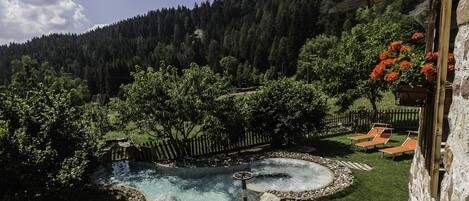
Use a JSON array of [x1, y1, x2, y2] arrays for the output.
[[395, 85, 430, 107], [369, 32, 456, 107]]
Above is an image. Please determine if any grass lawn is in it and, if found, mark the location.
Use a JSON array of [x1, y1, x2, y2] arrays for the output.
[[308, 133, 413, 201], [327, 91, 414, 114], [104, 130, 156, 144]]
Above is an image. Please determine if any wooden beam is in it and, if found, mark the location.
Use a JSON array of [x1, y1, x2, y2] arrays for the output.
[[430, 0, 453, 198], [425, 0, 437, 52]]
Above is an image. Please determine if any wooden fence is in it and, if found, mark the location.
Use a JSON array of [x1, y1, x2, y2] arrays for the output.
[[110, 132, 272, 162], [109, 109, 420, 162], [324, 109, 420, 132]]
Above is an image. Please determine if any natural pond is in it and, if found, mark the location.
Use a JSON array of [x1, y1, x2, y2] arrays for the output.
[[94, 158, 334, 201]]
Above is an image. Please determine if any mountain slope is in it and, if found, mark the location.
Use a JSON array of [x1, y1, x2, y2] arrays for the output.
[[0, 0, 354, 95]]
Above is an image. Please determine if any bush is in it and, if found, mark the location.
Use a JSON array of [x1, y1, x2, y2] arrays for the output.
[[0, 87, 100, 200], [244, 79, 328, 147], [203, 96, 246, 148]]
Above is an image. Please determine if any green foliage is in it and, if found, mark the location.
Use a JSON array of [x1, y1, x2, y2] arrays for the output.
[[244, 78, 328, 147], [219, 56, 239, 77], [296, 34, 338, 82], [10, 55, 90, 106], [81, 103, 116, 137], [0, 87, 101, 201], [310, 6, 423, 111], [118, 63, 241, 158], [219, 56, 260, 87], [203, 97, 246, 147]]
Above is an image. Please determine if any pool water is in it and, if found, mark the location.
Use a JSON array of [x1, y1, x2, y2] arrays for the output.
[[250, 158, 334, 192], [94, 158, 334, 201]]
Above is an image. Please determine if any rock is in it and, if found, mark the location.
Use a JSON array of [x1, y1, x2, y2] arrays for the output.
[[106, 185, 148, 201], [461, 76, 469, 99], [440, 9, 469, 201], [247, 183, 268, 193], [457, 0, 469, 25], [408, 145, 436, 201]]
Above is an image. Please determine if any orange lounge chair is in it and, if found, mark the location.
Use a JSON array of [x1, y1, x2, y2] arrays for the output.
[[379, 132, 418, 158], [348, 123, 391, 143], [355, 132, 393, 150], [348, 127, 384, 142]]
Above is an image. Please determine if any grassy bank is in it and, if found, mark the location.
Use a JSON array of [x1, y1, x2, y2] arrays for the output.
[[327, 91, 414, 114]]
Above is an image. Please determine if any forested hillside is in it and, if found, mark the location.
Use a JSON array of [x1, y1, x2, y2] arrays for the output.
[[0, 0, 356, 95]]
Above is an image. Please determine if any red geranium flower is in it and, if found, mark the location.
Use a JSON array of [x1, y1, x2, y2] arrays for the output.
[[421, 63, 437, 81], [448, 53, 455, 63], [424, 70, 437, 81], [380, 51, 389, 60], [421, 63, 433, 73], [382, 58, 398, 65], [412, 32, 424, 40], [399, 60, 411, 69], [371, 63, 386, 80], [384, 71, 400, 81], [400, 45, 411, 54], [426, 52, 438, 61], [448, 64, 455, 71], [388, 40, 403, 51]]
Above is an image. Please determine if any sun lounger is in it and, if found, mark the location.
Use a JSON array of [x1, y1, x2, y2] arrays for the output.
[[355, 132, 393, 150], [348, 123, 392, 144], [348, 127, 384, 142], [379, 131, 418, 158]]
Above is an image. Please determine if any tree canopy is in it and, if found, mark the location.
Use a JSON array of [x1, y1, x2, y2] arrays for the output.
[[116, 63, 243, 158], [298, 5, 424, 111]]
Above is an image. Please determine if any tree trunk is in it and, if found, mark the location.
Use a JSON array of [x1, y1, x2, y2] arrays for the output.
[[369, 97, 378, 112], [368, 96, 379, 123]]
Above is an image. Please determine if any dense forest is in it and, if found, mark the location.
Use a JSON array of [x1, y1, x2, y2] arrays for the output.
[[0, 0, 357, 95]]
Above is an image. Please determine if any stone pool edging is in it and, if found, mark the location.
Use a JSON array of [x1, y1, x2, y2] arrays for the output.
[[153, 151, 354, 201], [105, 184, 149, 201]]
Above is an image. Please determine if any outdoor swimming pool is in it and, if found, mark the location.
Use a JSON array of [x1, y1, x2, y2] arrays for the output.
[[94, 158, 334, 201]]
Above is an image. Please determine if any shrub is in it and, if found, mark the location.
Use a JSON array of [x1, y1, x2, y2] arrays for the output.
[[202, 96, 246, 149], [0, 87, 101, 201], [244, 79, 328, 147]]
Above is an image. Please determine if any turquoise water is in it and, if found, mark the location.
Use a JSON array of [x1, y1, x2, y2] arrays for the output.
[[95, 158, 334, 201]]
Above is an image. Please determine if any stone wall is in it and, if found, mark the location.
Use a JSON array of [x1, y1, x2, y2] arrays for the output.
[[409, 1, 469, 200], [409, 145, 436, 201], [439, 1, 469, 200]]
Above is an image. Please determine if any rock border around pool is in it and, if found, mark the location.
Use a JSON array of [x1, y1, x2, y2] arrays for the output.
[[105, 184, 149, 201], [154, 151, 354, 201]]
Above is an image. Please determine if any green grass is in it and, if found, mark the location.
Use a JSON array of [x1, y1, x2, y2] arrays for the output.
[[327, 91, 414, 114], [307, 134, 412, 201], [104, 130, 155, 144]]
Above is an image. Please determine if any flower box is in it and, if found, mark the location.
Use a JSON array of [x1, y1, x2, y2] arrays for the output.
[[395, 86, 430, 107], [370, 32, 456, 108]]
